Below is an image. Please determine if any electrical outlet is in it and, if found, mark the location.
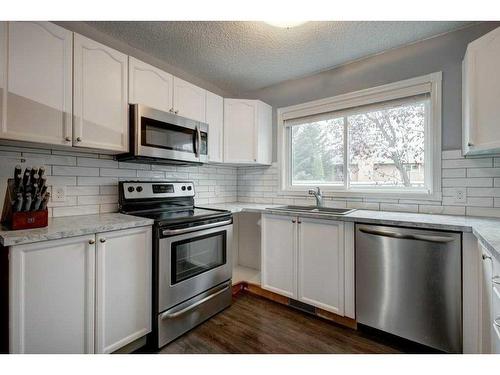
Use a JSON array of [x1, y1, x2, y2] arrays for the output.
[[52, 186, 66, 202], [454, 187, 466, 204]]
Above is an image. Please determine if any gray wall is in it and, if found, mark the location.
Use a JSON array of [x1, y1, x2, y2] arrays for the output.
[[240, 22, 500, 159]]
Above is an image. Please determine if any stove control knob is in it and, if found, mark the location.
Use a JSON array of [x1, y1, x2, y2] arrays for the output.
[[187, 186, 192, 191], [127, 186, 135, 193], [181, 186, 186, 191], [136, 186, 143, 192]]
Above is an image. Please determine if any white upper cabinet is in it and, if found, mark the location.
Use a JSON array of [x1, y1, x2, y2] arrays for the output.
[[9, 235, 95, 354], [173, 76, 206, 123], [463, 27, 500, 155], [73, 33, 128, 152], [206, 91, 224, 163], [128, 56, 174, 112], [297, 217, 345, 315], [95, 227, 152, 354], [1, 22, 73, 146], [224, 99, 272, 165]]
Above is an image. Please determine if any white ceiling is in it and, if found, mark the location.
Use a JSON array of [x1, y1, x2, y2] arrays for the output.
[[86, 21, 473, 94]]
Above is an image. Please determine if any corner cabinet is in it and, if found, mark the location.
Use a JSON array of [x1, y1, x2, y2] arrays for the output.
[[463, 26, 500, 156], [0, 22, 73, 146], [224, 99, 272, 165], [261, 214, 346, 315], [8, 226, 152, 354], [73, 33, 129, 152]]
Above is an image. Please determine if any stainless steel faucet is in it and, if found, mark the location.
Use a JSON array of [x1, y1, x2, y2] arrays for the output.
[[308, 187, 323, 207]]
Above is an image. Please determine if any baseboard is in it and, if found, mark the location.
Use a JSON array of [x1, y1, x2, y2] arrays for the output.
[[233, 281, 357, 330]]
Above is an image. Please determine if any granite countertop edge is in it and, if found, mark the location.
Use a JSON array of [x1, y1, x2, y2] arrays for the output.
[[0, 213, 154, 247], [202, 203, 500, 258]]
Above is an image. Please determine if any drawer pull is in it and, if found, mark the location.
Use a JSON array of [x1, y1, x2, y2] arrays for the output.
[[483, 254, 492, 261], [493, 276, 500, 285], [494, 318, 500, 328]]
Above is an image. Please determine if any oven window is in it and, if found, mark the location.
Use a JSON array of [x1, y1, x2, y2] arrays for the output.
[[171, 231, 227, 284], [141, 116, 195, 153]]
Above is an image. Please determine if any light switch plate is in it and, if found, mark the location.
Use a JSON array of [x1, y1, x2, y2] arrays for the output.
[[454, 187, 466, 204], [52, 186, 66, 202]]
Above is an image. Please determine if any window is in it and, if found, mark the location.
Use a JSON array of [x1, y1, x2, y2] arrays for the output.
[[280, 73, 442, 199]]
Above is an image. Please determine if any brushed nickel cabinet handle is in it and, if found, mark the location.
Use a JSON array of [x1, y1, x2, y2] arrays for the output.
[[65, 136, 71, 142], [99, 238, 106, 243], [76, 137, 82, 142], [88, 239, 95, 245]]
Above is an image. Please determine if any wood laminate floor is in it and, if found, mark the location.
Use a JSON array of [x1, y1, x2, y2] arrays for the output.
[[156, 292, 436, 354]]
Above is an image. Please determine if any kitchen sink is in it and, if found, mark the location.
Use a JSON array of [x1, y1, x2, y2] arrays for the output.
[[268, 205, 356, 216]]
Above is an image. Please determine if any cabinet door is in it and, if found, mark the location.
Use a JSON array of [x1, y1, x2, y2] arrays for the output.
[[95, 226, 152, 354], [3, 22, 72, 146], [9, 235, 95, 354], [74, 33, 128, 152], [173, 76, 206, 123], [206, 91, 224, 163], [224, 99, 256, 163], [0, 23, 6, 133], [463, 27, 500, 155], [298, 217, 345, 315], [261, 214, 296, 298], [256, 101, 272, 165], [128, 56, 173, 112], [480, 245, 493, 353]]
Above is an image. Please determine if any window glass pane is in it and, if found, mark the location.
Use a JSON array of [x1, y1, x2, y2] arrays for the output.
[[348, 99, 427, 188], [291, 117, 344, 185]]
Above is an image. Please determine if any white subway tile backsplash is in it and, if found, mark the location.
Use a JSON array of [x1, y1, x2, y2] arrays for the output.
[[100, 168, 137, 177], [52, 205, 100, 217], [442, 169, 466, 178], [442, 158, 492, 169], [467, 168, 500, 178], [77, 157, 118, 168], [53, 166, 100, 177], [442, 150, 462, 160], [442, 178, 493, 187]]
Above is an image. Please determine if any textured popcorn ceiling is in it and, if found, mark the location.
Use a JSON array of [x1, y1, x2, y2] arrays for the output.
[[86, 21, 472, 94]]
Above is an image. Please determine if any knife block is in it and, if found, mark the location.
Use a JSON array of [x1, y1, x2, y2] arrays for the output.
[[1, 179, 48, 230]]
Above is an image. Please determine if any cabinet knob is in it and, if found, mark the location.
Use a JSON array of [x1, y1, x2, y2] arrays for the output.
[[174, 110, 179, 114], [468, 142, 474, 147], [88, 239, 95, 244], [297, 220, 302, 224], [482, 254, 491, 260], [65, 136, 71, 142], [76, 137, 82, 142], [169, 108, 174, 113], [292, 219, 296, 223], [100, 238, 106, 243]]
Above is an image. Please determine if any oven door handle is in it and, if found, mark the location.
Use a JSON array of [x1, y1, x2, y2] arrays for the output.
[[162, 219, 232, 236], [159, 284, 231, 320]]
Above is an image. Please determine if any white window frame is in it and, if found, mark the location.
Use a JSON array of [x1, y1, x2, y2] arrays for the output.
[[277, 72, 442, 200]]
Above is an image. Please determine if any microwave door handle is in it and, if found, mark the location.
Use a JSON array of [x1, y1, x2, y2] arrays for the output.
[[194, 126, 201, 158]]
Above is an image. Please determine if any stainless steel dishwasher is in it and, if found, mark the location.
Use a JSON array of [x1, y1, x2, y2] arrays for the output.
[[355, 224, 462, 353]]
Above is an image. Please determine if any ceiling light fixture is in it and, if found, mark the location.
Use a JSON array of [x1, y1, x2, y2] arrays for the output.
[[264, 21, 307, 29]]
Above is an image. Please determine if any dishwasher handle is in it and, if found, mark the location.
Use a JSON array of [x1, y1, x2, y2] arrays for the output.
[[358, 227, 456, 243]]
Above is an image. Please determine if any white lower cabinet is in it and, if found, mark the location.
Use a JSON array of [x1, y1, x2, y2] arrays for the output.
[[9, 226, 152, 354], [261, 214, 296, 298], [261, 214, 346, 315], [9, 235, 95, 354], [95, 227, 152, 354], [479, 241, 500, 354], [297, 218, 344, 315]]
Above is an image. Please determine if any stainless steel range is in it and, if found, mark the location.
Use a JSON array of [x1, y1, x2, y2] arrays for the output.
[[119, 181, 232, 348]]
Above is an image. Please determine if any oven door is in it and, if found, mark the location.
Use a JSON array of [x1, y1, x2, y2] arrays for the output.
[[133, 104, 208, 164], [158, 222, 232, 312]]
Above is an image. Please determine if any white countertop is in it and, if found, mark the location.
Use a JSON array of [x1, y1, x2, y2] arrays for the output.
[[202, 202, 500, 257], [0, 213, 154, 247]]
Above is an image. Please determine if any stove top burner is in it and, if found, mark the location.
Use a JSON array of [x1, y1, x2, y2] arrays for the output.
[[118, 180, 231, 227], [134, 207, 230, 226]]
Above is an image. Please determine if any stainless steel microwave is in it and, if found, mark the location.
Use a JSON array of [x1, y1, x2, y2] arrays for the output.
[[117, 104, 208, 165]]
